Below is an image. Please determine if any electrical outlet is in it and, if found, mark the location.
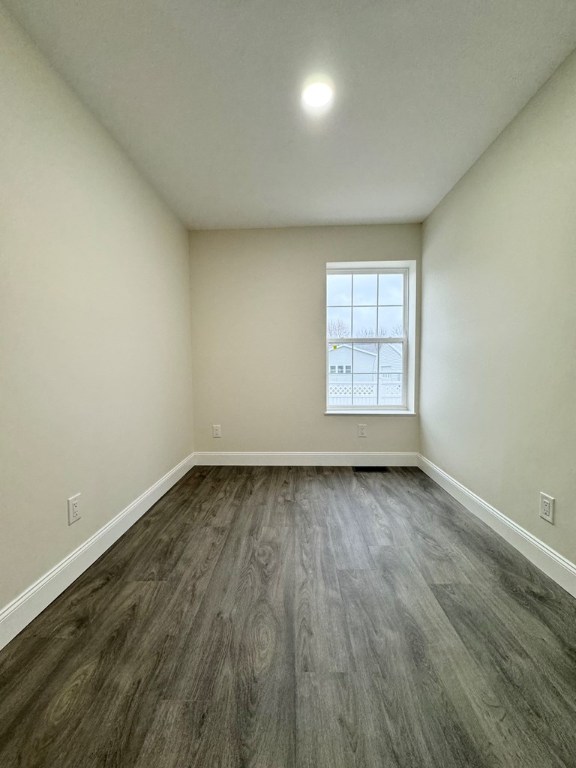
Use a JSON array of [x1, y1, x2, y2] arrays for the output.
[[212, 424, 222, 438], [67, 493, 81, 526], [540, 492, 555, 524], [357, 423, 367, 438]]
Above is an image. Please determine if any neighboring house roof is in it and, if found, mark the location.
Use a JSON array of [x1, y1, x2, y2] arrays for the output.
[[329, 343, 375, 357], [329, 343, 402, 371]]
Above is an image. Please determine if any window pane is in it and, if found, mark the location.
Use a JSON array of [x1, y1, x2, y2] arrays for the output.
[[352, 306, 377, 337], [353, 274, 377, 306], [378, 343, 403, 406], [377, 306, 404, 337], [327, 274, 352, 306], [379, 273, 404, 305], [327, 306, 351, 338], [327, 343, 353, 407], [353, 343, 377, 406]]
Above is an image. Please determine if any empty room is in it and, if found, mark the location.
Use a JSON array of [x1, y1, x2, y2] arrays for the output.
[[2, 1, 576, 766]]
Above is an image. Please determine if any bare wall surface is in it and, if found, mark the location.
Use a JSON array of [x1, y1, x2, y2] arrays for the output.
[[421, 50, 576, 562], [0, 7, 194, 608], [190, 225, 421, 453]]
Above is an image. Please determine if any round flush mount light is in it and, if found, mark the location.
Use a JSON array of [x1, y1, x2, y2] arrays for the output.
[[301, 77, 334, 116]]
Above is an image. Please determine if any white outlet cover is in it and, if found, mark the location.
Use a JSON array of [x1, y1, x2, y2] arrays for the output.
[[539, 492, 555, 524], [67, 493, 81, 526]]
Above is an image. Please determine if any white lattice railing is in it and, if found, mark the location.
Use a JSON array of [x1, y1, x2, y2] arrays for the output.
[[328, 381, 402, 406]]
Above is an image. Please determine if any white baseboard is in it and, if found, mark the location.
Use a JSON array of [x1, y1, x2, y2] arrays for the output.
[[0, 452, 195, 652], [194, 451, 419, 467], [417, 455, 576, 599]]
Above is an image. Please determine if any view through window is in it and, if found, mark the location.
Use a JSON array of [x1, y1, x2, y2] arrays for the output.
[[326, 263, 413, 411]]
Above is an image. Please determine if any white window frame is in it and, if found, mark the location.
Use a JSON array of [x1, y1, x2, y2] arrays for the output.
[[325, 260, 417, 414]]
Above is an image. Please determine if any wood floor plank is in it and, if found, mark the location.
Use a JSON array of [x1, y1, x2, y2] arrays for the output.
[[158, 471, 297, 767], [316, 468, 375, 569], [294, 502, 352, 673], [349, 470, 412, 547], [2, 466, 576, 767], [337, 567, 490, 768], [134, 698, 238, 768], [296, 671, 398, 768], [433, 581, 576, 767], [1, 581, 167, 767], [360, 471, 474, 584]]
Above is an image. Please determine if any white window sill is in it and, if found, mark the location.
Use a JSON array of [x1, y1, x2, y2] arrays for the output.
[[324, 410, 417, 416]]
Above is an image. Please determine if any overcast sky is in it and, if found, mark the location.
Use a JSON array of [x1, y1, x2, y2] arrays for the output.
[[327, 273, 404, 338]]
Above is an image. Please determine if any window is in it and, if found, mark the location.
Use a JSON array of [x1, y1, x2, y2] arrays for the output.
[[326, 260, 417, 413]]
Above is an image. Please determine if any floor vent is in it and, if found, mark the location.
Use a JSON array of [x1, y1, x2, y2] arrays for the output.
[[352, 466, 390, 473]]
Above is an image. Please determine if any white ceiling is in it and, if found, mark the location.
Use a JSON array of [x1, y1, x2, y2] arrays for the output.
[[5, 0, 576, 229]]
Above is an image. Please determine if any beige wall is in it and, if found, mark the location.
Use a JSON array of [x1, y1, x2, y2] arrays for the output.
[[190, 225, 421, 453], [0, 7, 194, 607], [6, 0, 574, 618], [421, 51, 576, 560]]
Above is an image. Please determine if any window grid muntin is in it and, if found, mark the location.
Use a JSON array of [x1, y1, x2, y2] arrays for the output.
[[326, 267, 409, 411]]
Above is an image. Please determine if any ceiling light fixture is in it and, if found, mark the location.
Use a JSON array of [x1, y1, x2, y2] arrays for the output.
[[301, 77, 334, 116]]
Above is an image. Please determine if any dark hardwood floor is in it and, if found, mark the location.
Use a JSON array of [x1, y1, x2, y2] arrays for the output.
[[2, 466, 576, 767]]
